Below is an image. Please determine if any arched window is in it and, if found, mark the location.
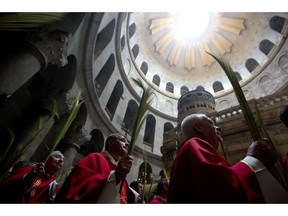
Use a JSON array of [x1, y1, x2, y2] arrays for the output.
[[79, 129, 104, 156], [213, 81, 224, 92], [138, 162, 152, 184], [95, 54, 115, 96], [269, 16, 286, 33], [166, 82, 174, 93], [259, 39, 275, 56], [132, 44, 139, 59], [122, 100, 138, 133], [164, 122, 174, 133], [234, 72, 242, 81], [143, 114, 156, 146], [129, 23, 136, 38], [94, 19, 115, 60], [140, 62, 148, 75], [121, 35, 125, 51], [180, 86, 189, 95], [152, 75, 160, 86], [278, 53, 288, 73], [245, 58, 259, 73], [106, 80, 123, 119], [196, 86, 205, 91]]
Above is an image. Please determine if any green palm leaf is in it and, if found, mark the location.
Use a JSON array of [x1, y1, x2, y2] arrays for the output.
[[147, 174, 155, 203], [207, 52, 261, 141], [45, 90, 83, 162], [0, 13, 68, 31], [128, 78, 153, 155], [0, 127, 15, 163], [119, 77, 153, 193], [207, 52, 288, 189], [142, 149, 148, 203]]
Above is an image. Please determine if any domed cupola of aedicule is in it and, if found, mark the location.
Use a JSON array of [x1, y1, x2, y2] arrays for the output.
[[177, 86, 215, 124]]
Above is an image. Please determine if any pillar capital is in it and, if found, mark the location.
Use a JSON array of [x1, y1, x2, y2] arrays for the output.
[[26, 31, 71, 67]]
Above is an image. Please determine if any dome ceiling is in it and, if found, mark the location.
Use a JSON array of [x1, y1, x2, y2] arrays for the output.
[[149, 13, 245, 69], [129, 12, 288, 97]]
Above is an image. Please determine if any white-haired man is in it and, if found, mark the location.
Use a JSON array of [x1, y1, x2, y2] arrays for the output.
[[0, 150, 64, 203]]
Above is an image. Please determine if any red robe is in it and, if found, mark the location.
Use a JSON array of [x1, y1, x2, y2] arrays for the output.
[[0, 166, 58, 203], [55, 152, 128, 203], [149, 196, 167, 204], [167, 137, 265, 203]]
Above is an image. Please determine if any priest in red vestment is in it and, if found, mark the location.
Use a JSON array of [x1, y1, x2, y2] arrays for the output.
[[0, 151, 65, 203], [149, 178, 169, 204], [55, 133, 133, 203], [167, 113, 278, 203]]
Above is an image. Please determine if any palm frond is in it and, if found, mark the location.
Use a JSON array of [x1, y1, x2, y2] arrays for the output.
[[207, 52, 288, 189], [127, 78, 153, 155], [142, 149, 148, 203], [207, 52, 261, 141], [163, 166, 170, 179], [147, 174, 155, 203], [45, 90, 83, 162], [0, 100, 58, 177], [255, 105, 288, 189], [0, 13, 68, 31], [0, 127, 15, 163], [119, 77, 153, 193]]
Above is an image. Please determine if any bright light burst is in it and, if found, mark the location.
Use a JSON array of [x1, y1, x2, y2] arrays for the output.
[[149, 13, 245, 69], [173, 12, 211, 41]]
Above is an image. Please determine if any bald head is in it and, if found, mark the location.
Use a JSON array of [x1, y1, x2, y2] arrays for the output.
[[181, 113, 207, 140], [181, 113, 222, 149]]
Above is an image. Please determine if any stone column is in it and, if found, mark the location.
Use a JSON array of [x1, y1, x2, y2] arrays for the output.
[[0, 101, 59, 177], [0, 41, 46, 95], [0, 30, 70, 103], [19, 103, 59, 161], [56, 126, 90, 185]]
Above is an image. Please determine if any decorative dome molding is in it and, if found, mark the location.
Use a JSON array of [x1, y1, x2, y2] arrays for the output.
[[149, 13, 245, 69]]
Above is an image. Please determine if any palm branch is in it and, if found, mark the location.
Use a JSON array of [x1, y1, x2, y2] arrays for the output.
[[207, 52, 288, 189], [0, 13, 68, 31], [127, 78, 153, 155], [141, 149, 148, 203], [119, 77, 153, 193], [147, 174, 155, 203], [163, 166, 170, 179], [207, 52, 261, 141], [45, 90, 83, 162], [0, 127, 15, 163], [0, 100, 58, 177]]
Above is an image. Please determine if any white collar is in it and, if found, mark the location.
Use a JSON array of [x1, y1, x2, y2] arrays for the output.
[[101, 151, 118, 166]]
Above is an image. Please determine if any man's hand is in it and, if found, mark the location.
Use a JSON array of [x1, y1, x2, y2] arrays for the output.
[[115, 155, 133, 184], [246, 138, 277, 167], [33, 162, 45, 175]]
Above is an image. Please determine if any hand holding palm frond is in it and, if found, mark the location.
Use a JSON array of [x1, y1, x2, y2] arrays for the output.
[[119, 77, 153, 193], [207, 52, 288, 189]]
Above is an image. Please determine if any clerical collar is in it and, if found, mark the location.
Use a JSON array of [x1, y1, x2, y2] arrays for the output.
[[154, 195, 167, 202], [102, 151, 118, 165]]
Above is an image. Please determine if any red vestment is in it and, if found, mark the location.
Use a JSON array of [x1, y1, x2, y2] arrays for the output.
[[56, 152, 128, 203], [167, 137, 265, 203], [149, 196, 167, 204], [0, 166, 58, 203]]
